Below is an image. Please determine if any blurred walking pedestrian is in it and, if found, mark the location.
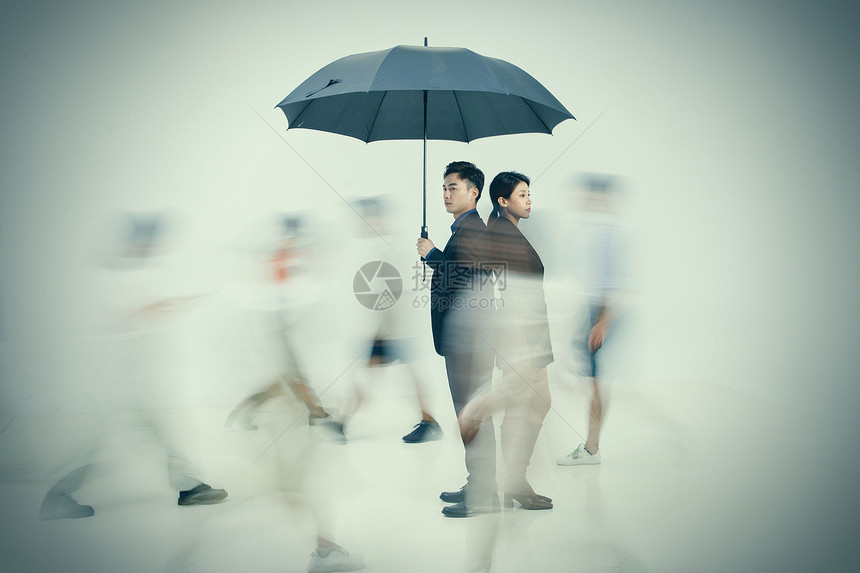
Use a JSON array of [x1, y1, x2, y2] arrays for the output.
[[39, 212, 227, 519], [343, 197, 443, 443], [224, 213, 343, 439], [557, 174, 629, 466]]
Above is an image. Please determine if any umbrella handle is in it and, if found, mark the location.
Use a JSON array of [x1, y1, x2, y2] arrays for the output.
[[420, 225, 428, 281]]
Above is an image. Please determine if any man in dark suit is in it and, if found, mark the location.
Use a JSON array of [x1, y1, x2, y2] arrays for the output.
[[417, 161, 497, 517]]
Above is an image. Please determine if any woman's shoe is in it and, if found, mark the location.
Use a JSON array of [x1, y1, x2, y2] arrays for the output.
[[503, 491, 553, 510], [504, 481, 551, 505]]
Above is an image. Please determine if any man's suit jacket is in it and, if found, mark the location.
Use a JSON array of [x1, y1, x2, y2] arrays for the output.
[[424, 211, 488, 356]]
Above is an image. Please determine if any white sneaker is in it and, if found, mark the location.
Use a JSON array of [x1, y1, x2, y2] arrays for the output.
[[308, 544, 365, 573], [557, 443, 601, 466]]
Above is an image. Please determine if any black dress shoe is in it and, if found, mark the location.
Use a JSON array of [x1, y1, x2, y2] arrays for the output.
[[440, 486, 466, 504], [441, 495, 500, 518]]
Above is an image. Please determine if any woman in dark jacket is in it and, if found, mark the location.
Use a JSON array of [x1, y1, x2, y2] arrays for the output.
[[459, 171, 554, 510]]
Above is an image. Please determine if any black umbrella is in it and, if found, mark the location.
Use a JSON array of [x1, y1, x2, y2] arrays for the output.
[[276, 41, 574, 238]]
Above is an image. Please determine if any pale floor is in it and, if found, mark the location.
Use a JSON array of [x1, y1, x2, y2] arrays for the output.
[[1, 374, 857, 573]]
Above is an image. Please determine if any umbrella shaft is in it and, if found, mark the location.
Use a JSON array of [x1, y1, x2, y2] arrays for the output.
[[422, 89, 428, 236]]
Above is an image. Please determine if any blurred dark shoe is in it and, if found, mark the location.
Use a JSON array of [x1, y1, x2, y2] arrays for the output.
[[177, 483, 228, 506], [38, 492, 94, 520], [402, 420, 443, 443], [439, 485, 466, 504], [442, 495, 500, 518], [311, 414, 347, 444]]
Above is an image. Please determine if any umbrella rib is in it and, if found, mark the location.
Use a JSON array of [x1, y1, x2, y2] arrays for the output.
[[523, 99, 553, 134], [365, 91, 389, 142], [451, 90, 470, 141], [285, 100, 313, 129]]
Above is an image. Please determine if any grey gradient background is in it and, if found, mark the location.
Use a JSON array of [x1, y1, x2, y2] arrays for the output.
[[1, 0, 859, 570]]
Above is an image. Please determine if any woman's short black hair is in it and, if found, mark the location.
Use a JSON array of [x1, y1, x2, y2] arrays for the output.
[[489, 171, 530, 217]]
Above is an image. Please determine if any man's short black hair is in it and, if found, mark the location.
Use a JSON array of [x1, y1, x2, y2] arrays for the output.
[[444, 161, 485, 201]]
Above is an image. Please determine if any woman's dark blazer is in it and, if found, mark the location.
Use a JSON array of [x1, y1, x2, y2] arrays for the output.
[[486, 215, 554, 368]]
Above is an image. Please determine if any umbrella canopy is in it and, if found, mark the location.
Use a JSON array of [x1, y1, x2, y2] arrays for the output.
[[276, 44, 574, 143], [275, 44, 574, 237]]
